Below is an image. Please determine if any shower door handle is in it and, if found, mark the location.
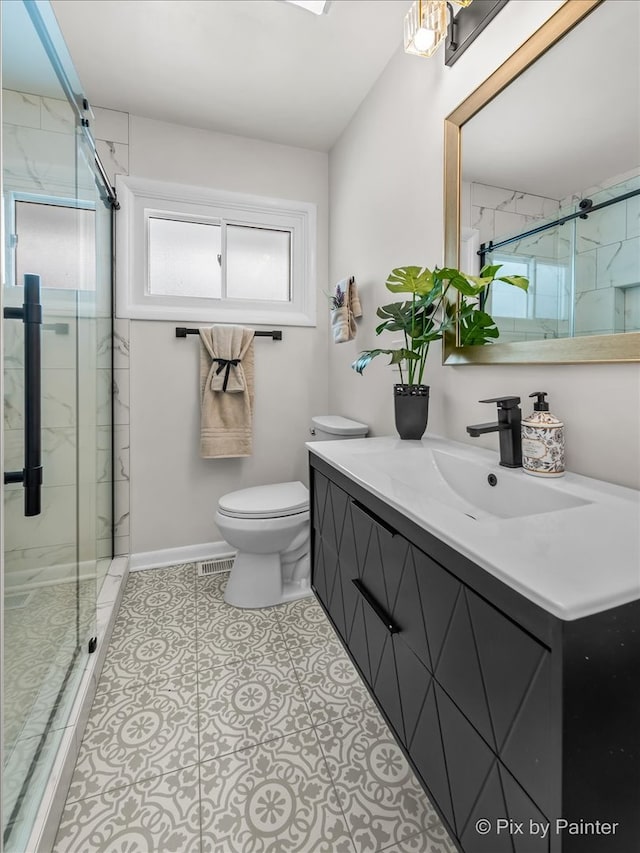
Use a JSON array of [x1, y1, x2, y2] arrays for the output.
[[3, 274, 43, 516]]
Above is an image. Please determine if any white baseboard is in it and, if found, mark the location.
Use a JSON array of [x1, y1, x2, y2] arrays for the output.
[[129, 541, 236, 572]]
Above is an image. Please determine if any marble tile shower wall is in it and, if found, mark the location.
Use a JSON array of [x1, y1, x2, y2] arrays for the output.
[[470, 174, 640, 339], [470, 182, 563, 342], [561, 169, 640, 336], [2, 93, 131, 575], [92, 105, 131, 559], [4, 293, 78, 583]]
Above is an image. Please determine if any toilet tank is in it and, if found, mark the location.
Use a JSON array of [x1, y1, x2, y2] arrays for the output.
[[310, 415, 369, 441]]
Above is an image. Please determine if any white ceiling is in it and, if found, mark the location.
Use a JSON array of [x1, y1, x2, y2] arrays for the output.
[[49, 0, 411, 151]]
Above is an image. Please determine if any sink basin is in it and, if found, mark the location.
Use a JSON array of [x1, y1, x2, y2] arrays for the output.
[[345, 443, 591, 521], [431, 449, 591, 519], [307, 434, 639, 620]]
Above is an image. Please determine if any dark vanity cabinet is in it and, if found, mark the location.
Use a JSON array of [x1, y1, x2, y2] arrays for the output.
[[309, 455, 640, 853]]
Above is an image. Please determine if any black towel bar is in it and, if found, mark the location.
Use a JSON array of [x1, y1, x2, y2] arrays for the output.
[[175, 327, 282, 340]]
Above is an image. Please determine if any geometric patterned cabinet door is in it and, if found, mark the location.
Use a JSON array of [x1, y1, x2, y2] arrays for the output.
[[311, 460, 640, 853], [312, 468, 554, 849]]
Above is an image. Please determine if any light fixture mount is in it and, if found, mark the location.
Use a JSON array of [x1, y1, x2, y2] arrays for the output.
[[404, 0, 509, 63], [445, 0, 508, 66]]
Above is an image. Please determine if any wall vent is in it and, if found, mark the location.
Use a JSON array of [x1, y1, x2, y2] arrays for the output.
[[196, 557, 234, 577]]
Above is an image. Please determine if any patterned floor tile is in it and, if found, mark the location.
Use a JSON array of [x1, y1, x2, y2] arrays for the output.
[[4, 580, 95, 752], [53, 562, 457, 853], [316, 706, 439, 853], [196, 580, 287, 669], [118, 577, 196, 623], [275, 594, 338, 650], [53, 765, 201, 853], [96, 614, 198, 694], [126, 562, 196, 591], [199, 729, 355, 853], [380, 822, 459, 852], [67, 671, 199, 801], [198, 652, 313, 760], [289, 637, 377, 725], [3, 730, 62, 837]]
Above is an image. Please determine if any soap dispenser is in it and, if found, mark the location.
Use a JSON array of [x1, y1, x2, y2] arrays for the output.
[[521, 392, 565, 477]]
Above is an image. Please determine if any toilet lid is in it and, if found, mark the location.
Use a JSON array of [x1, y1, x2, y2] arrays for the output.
[[311, 415, 368, 436], [218, 481, 309, 519]]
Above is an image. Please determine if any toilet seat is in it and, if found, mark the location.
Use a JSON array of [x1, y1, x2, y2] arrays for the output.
[[218, 481, 309, 520]]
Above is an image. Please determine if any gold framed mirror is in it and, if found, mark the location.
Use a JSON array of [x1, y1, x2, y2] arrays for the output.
[[443, 0, 640, 364]]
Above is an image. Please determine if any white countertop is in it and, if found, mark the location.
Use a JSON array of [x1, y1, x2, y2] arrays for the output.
[[307, 435, 640, 621]]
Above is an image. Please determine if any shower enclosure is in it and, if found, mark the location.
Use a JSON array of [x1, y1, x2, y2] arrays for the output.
[[480, 177, 640, 343], [2, 1, 115, 849]]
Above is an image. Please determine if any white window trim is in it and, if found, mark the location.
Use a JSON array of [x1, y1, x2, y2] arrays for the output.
[[115, 175, 317, 326]]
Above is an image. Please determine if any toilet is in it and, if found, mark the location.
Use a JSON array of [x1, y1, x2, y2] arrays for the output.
[[216, 415, 369, 608]]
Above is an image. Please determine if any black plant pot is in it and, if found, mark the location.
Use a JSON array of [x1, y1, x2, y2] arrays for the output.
[[394, 384, 430, 440]]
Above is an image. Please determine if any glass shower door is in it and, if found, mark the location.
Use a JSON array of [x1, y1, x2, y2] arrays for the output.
[[2, 1, 107, 848], [3, 277, 88, 851]]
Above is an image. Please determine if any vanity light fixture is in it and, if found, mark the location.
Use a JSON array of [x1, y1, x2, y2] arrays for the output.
[[404, 0, 448, 58], [404, 0, 508, 66]]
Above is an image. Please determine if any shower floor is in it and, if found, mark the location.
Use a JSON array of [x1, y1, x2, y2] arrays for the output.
[[51, 563, 457, 853], [3, 577, 97, 847]]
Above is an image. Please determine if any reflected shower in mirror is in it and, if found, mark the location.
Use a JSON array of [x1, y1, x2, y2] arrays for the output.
[[460, 0, 639, 346]]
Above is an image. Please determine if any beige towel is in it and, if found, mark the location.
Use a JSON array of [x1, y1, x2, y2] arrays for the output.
[[199, 325, 255, 458], [332, 305, 351, 343], [348, 276, 362, 319], [332, 277, 361, 343]]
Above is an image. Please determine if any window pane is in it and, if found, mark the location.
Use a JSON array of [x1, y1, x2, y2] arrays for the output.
[[226, 225, 290, 302], [487, 257, 529, 318], [148, 217, 221, 298], [535, 262, 568, 320], [15, 201, 95, 290]]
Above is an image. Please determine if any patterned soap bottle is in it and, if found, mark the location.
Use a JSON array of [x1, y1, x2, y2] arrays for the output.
[[521, 392, 565, 477]]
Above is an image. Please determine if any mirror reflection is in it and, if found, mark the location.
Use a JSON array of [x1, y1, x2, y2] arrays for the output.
[[460, 0, 639, 345]]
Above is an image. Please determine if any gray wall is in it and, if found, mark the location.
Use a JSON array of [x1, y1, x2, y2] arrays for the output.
[[328, 0, 640, 489], [125, 116, 329, 555]]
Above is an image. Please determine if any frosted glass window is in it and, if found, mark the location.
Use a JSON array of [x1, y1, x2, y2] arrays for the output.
[[116, 174, 316, 324], [226, 225, 290, 302], [15, 201, 95, 290], [487, 257, 529, 318], [148, 217, 221, 298], [535, 262, 568, 320]]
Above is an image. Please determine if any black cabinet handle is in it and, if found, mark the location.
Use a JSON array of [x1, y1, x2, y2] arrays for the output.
[[351, 499, 396, 538], [3, 274, 43, 516], [352, 578, 400, 635]]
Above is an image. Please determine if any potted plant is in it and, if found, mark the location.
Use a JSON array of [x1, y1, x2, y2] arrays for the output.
[[352, 265, 528, 439]]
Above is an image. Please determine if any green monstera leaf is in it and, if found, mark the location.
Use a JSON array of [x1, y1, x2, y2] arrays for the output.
[[351, 348, 419, 375], [385, 266, 435, 296], [458, 307, 500, 345], [351, 262, 528, 382], [375, 301, 414, 334], [496, 274, 529, 290]]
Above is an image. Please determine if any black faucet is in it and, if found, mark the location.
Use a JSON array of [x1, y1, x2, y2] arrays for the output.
[[466, 396, 522, 468]]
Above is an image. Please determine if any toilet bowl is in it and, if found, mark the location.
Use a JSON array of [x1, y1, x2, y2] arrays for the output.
[[216, 482, 310, 608], [217, 415, 368, 609]]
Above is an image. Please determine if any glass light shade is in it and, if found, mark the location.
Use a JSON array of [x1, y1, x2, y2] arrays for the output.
[[404, 0, 447, 58]]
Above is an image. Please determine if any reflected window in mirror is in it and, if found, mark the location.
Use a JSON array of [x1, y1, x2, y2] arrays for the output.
[[486, 254, 570, 340]]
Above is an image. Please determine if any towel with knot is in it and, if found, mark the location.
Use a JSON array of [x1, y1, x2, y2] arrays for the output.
[[199, 325, 255, 458], [331, 277, 362, 343]]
